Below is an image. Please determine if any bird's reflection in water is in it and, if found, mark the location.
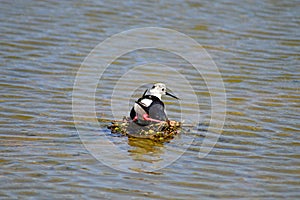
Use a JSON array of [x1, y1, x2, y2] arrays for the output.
[[127, 137, 165, 163]]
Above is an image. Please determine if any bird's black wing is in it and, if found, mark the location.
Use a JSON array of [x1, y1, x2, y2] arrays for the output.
[[130, 107, 136, 120]]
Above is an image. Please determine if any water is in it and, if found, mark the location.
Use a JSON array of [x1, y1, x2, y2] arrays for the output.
[[1, 0, 299, 199]]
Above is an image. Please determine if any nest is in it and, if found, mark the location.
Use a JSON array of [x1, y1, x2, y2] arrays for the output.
[[107, 117, 181, 142]]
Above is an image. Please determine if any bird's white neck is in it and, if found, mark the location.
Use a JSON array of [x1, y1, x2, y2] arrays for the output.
[[150, 92, 162, 100]]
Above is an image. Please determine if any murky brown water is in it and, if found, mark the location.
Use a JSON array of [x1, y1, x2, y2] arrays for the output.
[[1, 0, 299, 199]]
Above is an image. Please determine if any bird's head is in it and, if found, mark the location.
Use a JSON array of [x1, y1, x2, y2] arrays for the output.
[[149, 83, 179, 100]]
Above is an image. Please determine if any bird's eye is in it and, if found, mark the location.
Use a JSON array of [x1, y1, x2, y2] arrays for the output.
[[162, 88, 165, 91]]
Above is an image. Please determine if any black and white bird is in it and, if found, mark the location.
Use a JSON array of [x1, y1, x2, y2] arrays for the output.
[[130, 83, 179, 126]]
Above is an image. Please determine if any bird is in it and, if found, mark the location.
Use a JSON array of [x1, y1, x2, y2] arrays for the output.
[[130, 83, 179, 126]]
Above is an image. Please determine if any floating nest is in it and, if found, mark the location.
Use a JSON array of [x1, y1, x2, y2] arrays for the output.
[[107, 117, 181, 142]]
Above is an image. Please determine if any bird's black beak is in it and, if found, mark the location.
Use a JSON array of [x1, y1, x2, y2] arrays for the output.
[[166, 92, 179, 100]]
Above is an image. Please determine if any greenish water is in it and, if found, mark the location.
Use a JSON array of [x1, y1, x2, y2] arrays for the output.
[[1, 0, 299, 199]]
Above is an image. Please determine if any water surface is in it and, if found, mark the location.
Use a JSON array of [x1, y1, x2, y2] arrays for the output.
[[1, 0, 299, 199]]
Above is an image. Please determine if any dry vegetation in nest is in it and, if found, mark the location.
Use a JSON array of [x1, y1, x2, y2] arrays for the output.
[[107, 117, 182, 142]]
